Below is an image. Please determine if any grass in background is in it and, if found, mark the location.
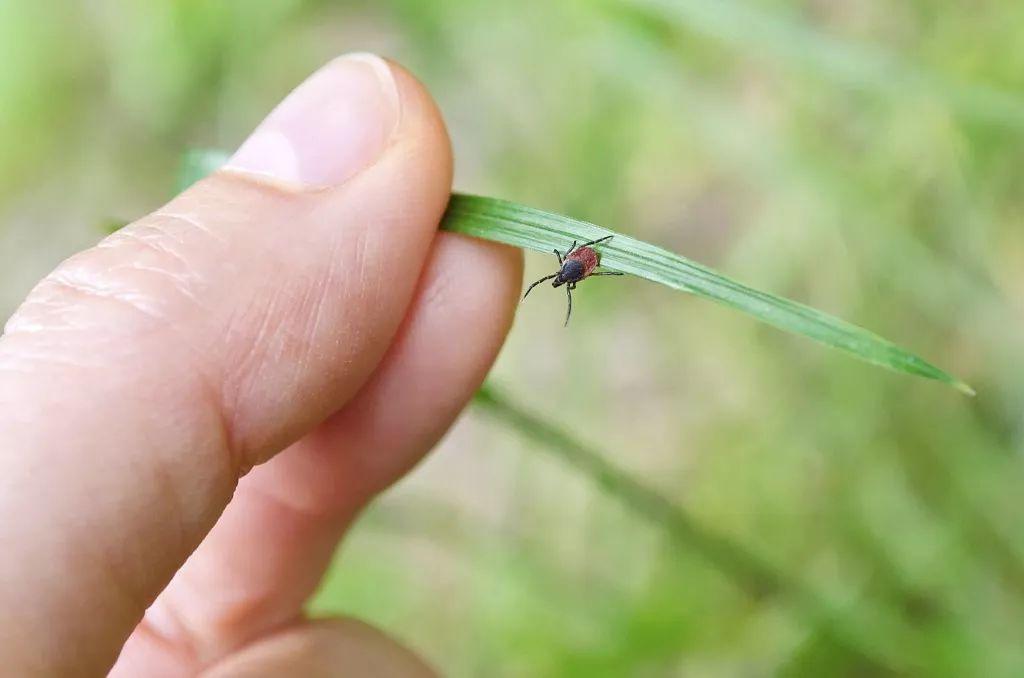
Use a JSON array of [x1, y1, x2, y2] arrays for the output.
[[6, 0, 1024, 675]]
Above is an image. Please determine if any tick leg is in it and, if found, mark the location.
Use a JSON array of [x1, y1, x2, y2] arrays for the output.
[[578, 235, 614, 249], [563, 240, 579, 257], [553, 248, 564, 265], [522, 273, 557, 301], [564, 284, 573, 327], [590, 271, 624, 276]]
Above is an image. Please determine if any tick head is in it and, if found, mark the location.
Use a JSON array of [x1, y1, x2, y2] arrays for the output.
[[554, 258, 585, 286]]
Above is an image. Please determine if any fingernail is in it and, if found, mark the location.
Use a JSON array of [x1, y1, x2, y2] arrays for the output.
[[226, 53, 400, 187]]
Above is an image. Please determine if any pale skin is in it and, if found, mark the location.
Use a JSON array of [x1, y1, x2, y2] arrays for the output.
[[0, 55, 522, 676]]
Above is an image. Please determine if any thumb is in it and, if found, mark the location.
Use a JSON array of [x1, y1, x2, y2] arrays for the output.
[[0, 54, 451, 675]]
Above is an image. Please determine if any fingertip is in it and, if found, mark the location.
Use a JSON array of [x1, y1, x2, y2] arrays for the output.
[[202, 618, 436, 678], [221, 52, 451, 195], [419, 233, 523, 332]]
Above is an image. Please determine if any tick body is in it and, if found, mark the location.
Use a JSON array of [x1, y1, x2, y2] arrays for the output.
[[522, 235, 624, 326]]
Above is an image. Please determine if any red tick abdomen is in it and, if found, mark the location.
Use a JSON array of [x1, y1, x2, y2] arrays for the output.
[[568, 247, 600, 277]]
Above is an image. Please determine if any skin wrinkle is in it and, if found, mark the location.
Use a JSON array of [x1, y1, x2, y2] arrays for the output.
[[43, 273, 166, 321], [420, 260, 456, 313], [368, 227, 387, 322], [4, 284, 93, 334], [216, 259, 372, 466], [4, 283, 242, 557], [271, 281, 313, 364], [298, 269, 344, 378], [144, 480, 342, 664], [242, 474, 351, 525], [153, 580, 265, 664], [108, 261, 204, 306], [349, 223, 371, 311], [99, 230, 208, 304], [27, 215, 215, 337], [136, 596, 203, 669], [137, 566, 267, 673], [300, 245, 340, 371], [265, 282, 323, 364], [0, 347, 89, 373], [218, 287, 285, 462], [3, 304, 94, 337], [151, 210, 230, 247], [146, 567, 215, 648], [170, 335, 240, 481], [1, 278, 170, 365], [218, 277, 328, 461], [328, 226, 372, 376], [206, 174, 394, 439], [6, 250, 243, 482], [101, 225, 196, 272]]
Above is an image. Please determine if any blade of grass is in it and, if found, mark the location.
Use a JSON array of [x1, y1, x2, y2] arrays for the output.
[[474, 383, 912, 674], [178, 148, 230, 190], [179, 150, 971, 394], [445, 194, 971, 394]]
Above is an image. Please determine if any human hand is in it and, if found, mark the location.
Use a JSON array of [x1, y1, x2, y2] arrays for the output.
[[0, 54, 522, 676]]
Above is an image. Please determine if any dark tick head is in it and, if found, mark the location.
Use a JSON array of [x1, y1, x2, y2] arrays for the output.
[[552, 258, 585, 287]]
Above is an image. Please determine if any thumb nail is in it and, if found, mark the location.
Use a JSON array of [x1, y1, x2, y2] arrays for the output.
[[226, 53, 400, 187]]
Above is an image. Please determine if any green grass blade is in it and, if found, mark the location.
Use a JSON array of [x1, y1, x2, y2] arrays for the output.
[[178, 150, 970, 393], [445, 194, 972, 394], [474, 383, 912, 673]]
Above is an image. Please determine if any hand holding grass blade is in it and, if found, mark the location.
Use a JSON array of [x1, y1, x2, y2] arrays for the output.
[[179, 150, 972, 394]]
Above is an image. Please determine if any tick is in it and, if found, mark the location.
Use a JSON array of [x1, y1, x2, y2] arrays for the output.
[[522, 235, 624, 326]]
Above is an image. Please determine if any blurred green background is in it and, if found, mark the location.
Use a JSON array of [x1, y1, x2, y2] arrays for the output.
[[3, 0, 1024, 675]]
